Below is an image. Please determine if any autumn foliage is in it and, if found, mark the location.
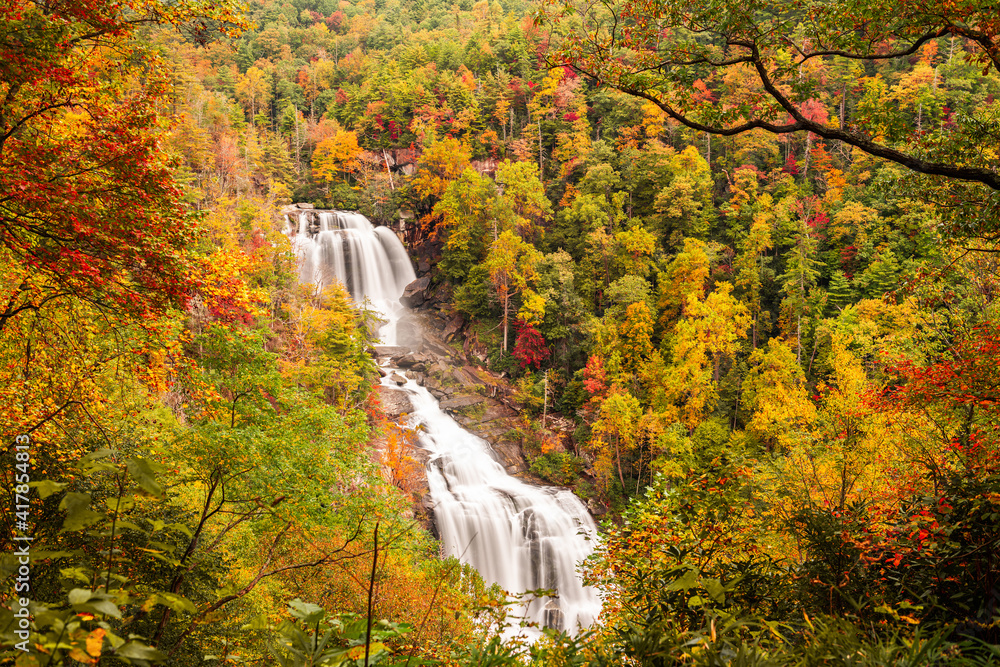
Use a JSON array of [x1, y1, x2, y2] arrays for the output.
[[5, 0, 1000, 662]]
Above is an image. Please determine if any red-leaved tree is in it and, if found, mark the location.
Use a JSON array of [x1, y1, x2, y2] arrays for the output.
[[0, 0, 245, 332], [512, 318, 549, 370]]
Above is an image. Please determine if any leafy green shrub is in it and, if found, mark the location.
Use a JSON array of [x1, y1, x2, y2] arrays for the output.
[[530, 452, 586, 486]]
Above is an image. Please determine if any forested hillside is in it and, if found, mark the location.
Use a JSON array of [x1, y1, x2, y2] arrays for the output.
[[2, 0, 999, 664]]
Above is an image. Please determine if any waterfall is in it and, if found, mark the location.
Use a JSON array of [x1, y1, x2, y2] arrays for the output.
[[287, 210, 415, 345], [290, 209, 601, 636], [388, 374, 602, 636]]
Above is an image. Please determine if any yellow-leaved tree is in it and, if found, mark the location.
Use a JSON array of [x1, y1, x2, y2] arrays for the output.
[[312, 123, 364, 184], [660, 283, 751, 431], [589, 390, 643, 495], [741, 339, 817, 452], [485, 230, 543, 353]]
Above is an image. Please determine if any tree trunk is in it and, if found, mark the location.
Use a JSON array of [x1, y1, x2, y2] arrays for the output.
[[615, 438, 625, 489], [538, 118, 543, 176], [797, 314, 802, 364], [502, 291, 510, 353]]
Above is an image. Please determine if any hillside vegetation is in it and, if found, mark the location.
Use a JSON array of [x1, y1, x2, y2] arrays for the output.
[[1, 0, 999, 664]]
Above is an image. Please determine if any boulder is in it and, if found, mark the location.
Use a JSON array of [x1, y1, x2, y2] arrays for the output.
[[373, 345, 409, 359], [377, 386, 413, 417], [399, 276, 432, 308], [443, 313, 464, 341], [396, 352, 430, 369], [389, 373, 408, 386], [587, 499, 609, 517], [439, 395, 486, 410]]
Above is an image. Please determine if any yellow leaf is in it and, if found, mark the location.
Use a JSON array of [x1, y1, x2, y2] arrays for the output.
[[86, 628, 106, 657]]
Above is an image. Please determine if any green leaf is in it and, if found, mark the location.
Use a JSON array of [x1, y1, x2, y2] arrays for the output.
[[148, 592, 197, 614], [100, 520, 146, 534], [68, 588, 93, 605], [79, 448, 118, 474], [105, 497, 136, 512], [31, 479, 67, 498], [73, 599, 122, 618], [69, 590, 122, 619], [99, 625, 126, 649], [59, 492, 105, 531], [127, 457, 165, 498], [60, 566, 94, 583], [242, 614, 272, 631], [665, 568, 699, 591], [166, 522, 193, 538], [288, 598, 325, 625], [704, 578, 726, 604], [115, 640, 167, 661]]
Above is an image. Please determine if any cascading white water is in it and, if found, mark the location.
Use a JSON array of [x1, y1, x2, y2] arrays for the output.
[[387, 374, 603, 636], [287, 210, 416, 345], [290, 209, 601, 635]]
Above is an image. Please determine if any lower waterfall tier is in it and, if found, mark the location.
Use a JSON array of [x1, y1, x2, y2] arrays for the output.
[[384, 370, 602, 636]]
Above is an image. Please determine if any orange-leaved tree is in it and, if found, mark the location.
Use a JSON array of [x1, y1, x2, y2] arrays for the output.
[[0, 0, 245, 333]]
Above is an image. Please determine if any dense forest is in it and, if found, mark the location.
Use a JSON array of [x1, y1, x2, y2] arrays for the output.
[[2, 0, 999, 664]]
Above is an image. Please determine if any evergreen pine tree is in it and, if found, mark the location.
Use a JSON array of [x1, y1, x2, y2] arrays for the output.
[[827, 270, 855, 311]]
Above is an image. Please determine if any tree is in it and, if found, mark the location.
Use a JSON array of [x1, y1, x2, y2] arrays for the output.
[[590, 390, 643, 495], [741, 339, 816, 451], [433, 168, 497, 280], [512, 319, 550, 370], [657, 238, 710, 332], [779, 227, 822, 364], [312, 124, 364, 184], [412, 137, 474, 202], [618, 301, 655, 373], [0, 0, 244, 333], [652, 146, 714, 243], [484, 230, 542, 354], [734, 201, 774, 348], [689, 283, 751, 383], [545, 0, 1000, 191], [235, 65, 273, 126], [495, 159, 553, 241]]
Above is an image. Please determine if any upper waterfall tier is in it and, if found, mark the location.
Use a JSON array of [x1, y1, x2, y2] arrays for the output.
[[286, 210, 415, 345], [286, 210, 416, 305]]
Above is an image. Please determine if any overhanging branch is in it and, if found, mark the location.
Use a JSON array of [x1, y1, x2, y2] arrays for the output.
[[563, 56, 1000, 191]]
